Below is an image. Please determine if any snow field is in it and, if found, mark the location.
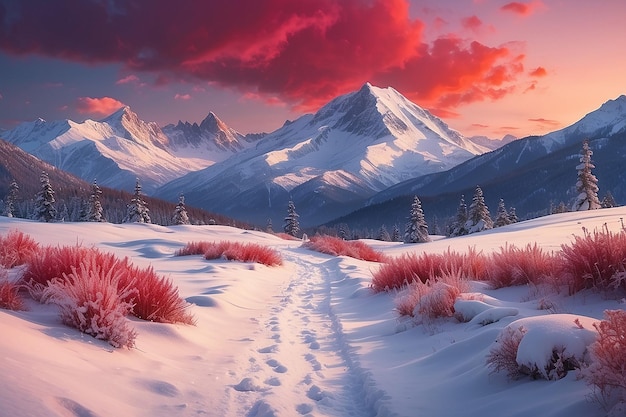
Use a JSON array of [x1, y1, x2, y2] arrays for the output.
[[1, 208, 626, 416]]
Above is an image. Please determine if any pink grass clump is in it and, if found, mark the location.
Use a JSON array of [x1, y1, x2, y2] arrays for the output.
[[41, 257, 137, 349], [303, 235, 387, 262], [560, 227, 626, 294], [0, 269, 26, 311], [175, 241, 215, 256], [372, 249, 475, 292], [0, 230, 39, 268], [394, 269, 468, 318], [22, 245, 128, 300], [582, 310, 626, 413], [486, 243, 560, 289], [23, 244, 194, 325], [201, 241, 283, 266], [121, 264, 195, 325]]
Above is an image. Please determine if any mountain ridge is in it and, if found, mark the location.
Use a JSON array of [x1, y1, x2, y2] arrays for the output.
[[156, 83, 494, 226]]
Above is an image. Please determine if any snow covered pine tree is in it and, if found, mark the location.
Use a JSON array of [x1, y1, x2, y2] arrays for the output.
[[467, 185, 493, 233], [124, 178, 151, 223], [172, 193, 190, 225], [4, 179, 19, 218], [87, 180, 105, 222], [494, 198, 510, 228], [572, 139, 601, 211], [283, 200, 300, 237], [404, 195, 430, 243], [450, 195, 468, 236], [32, 171, 57, 222]]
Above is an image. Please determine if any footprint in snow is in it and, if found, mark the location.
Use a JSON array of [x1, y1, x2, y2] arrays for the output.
[[266, 359, 288, 373]]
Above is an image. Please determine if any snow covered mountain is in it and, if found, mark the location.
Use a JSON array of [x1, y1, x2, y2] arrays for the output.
[[1, 107, 254, 193], [338, 94, 626, 230], [157, 83, 491, 226], [162, 112, 262, 162]]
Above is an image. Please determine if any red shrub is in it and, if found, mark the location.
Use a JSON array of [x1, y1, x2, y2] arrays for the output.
[[0, 230, 39, 268], [394, 269, 467, 318], [0, 269, 26, 311], [486, 325, 528, 379], [175, 241, 214, 256], [303, 235, 386, 262], [41, 258, 137, 349], [22, 245, 129, 300], [201, 241, 283, 266], [121, 264, 195, 325], [487, 243, 560, 289], [583, 310, 626, 412], [560, 227, 626, 293]]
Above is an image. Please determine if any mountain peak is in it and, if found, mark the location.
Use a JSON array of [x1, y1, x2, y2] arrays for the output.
[[199, 111, 228, 133]]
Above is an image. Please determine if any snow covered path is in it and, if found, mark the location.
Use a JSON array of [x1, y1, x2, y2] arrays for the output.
[[224, 250, 377, 417]]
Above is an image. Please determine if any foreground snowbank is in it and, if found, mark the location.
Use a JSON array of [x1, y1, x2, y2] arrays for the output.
[[1, 207, 625, 417]]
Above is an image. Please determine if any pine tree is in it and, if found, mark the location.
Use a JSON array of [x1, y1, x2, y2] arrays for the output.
[[404, 195, 430, 243], [32, 171, 57, 222], [467, 185, 493, 233], [572, 139, 601, 211], [337, 223, 350, 240], [87, 180, 105, 222], [4, 179, 19, 217], [494, 198, 510, 228], [171, 193, 190, 225], [266, 218, 274, 233], [508, 207, 519, 223], [283, 200, 300, 237], [450, 195, 468, 236], [391, 224, 402, 242], [124, 178, 151, 223], [377, 224, 391, 241], [601, 191, 617, 208]]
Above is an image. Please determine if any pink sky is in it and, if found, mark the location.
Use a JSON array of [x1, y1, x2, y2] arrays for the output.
[[0, 0, 624, 138]]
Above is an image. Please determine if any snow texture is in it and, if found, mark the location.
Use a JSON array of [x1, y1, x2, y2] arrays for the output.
[[1, 207, 626, 417]]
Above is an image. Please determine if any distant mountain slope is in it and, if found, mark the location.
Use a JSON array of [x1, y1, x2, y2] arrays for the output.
[[157, 83, 492, 227], [2, 107, 256, 193], [0, 138, 248, 226], [331, 95, 626, 231]]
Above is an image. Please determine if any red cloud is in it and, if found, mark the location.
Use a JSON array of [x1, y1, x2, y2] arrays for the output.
[[529, 66, 547, 77], [76, 97, 125, 116], [116, 75, 139, 85], [461, 15, 483, 33], [1, 0, 532, 113], [529, 117, 561, 127], [174, 93, 191, 100], [501, 1, 545, 17]]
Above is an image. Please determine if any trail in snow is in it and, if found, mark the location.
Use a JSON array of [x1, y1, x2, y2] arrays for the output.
[[226, 249, 377, 417]]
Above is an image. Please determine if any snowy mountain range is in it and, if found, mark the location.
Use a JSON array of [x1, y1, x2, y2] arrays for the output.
[[0, 107, 259, 193], [156, 83, 491, 226], [335, 95, 626, 230]]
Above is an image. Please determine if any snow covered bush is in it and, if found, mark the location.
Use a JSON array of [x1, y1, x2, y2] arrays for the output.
[[560, 227, 626, 293], [302, 235, 386, 262], [582, 310, 626, 414], [121, 264, 195, 325], [487, 315, 598, 380], [0, 269, 25, 311], [486, 243, 559, 289], [0, 230, 39, 268], [486, 325, 527, 379], [41, 258, 137, 349], [200, 241, 283, 266]]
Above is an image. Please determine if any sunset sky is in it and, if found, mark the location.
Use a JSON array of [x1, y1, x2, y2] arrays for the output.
[[1, 0, 624, 138]]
